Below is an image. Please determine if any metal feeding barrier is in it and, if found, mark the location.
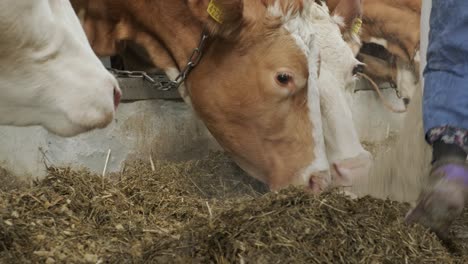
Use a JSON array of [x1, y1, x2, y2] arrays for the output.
[[107, 68, 182, 101]]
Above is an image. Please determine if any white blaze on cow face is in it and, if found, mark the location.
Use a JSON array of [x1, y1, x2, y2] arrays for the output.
[[269, 1, 372, 190], [0, 0, 121, 137], [396, 59, 419, 104], [268, 1, 331, 191]]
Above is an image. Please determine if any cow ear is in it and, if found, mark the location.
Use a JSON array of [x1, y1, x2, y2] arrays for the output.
[[187, 0, 244, 39], [331, 0, 363, 35]]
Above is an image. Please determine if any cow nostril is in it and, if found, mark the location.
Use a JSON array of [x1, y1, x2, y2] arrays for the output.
[[403, 97, 410, 106], [308, 176, 322, 194], [309, 177, 315, 189], [113, 87, 121, 109]]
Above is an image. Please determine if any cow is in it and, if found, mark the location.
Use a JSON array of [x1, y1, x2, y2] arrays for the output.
[[327, 0, 421, 106], [0, 0, 122, 137], [72, 0, 371, 193]]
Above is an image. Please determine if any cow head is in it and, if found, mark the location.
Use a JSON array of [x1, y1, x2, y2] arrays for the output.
[[338, 0, 422, 106], [0, 0, 121, 137], [74, 0, 370, 192], [186, 0, 370, 191]]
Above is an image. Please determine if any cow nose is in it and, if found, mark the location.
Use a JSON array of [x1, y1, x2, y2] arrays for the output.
[[309, 177, 321, 193], [403, 97, 410, 106], [308, 172, 330, 194], [113, 87, 122, 110]]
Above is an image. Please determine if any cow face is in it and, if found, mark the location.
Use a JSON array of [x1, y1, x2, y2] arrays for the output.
[[0, 0, 121, 137], [187, 0, 367, 191]]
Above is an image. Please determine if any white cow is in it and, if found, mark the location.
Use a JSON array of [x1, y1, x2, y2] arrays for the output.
[[0, 0, 121, 137]]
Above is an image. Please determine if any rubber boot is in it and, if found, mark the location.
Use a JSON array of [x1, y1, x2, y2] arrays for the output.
[[405, 140, 468, 239]]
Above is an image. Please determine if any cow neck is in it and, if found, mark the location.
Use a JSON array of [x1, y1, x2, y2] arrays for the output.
[[149, 6, 210, 86]]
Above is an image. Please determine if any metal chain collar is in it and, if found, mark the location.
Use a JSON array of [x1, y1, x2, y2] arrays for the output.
[[107, 31, 209, 91]]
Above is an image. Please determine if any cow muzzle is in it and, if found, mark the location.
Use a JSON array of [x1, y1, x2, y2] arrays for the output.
[[307, 170, 332, 194], [114, 86, 122, 110]]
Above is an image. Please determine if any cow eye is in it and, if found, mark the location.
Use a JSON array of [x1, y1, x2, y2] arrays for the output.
[[276, 73, 292, 85]]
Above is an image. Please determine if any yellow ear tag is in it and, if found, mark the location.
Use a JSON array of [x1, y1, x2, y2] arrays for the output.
[[351, 18, 362, 35], [207, 0, 224, 24]]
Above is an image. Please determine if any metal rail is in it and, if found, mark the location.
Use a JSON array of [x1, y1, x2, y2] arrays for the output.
[[108, 68, 182, 101]]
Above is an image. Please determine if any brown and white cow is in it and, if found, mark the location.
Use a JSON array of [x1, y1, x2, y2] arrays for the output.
[[0, 0, 121, 137], [327, 0, 421, 105], [73, 0, 371, 193]]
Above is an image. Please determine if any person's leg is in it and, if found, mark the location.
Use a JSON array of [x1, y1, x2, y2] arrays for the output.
[[405, 0, 468, 238]]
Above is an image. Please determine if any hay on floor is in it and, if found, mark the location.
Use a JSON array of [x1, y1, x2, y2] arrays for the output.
[[0, 152, 466, 263]]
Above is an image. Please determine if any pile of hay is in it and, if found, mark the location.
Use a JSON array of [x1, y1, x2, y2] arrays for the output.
[[0, 152, 466, 263]]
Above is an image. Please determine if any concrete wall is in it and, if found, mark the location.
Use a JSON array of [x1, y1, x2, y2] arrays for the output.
[[0, 100, 221, 180], [349, 81, 406, 142]]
